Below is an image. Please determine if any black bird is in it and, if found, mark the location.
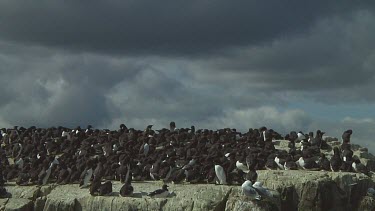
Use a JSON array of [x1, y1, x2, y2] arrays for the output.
[[265, 159, 278, 170], [170, 122, 176, 132], [16, 170, 30, 186], [93, 156, 106, 181], [120, 164, 133, 197], [56, 164, 70, 185], [0, 171, 5, 186], [120, 181, 134, 197], [342, 129, 353, 144], [245, 168, 258, 184], [284, 155, 298, 170], [330, 147, 342, 172], [318, 153, 331, 171], [89, 178, 101, 196], [99, 181, 113, 196]]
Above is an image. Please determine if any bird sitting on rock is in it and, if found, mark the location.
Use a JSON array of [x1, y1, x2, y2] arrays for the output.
[[99, 181, 113, 196], [318, 153, 331, 171], [253, 181, 273, 199], [120, 164, 133, 197], [352, 157, 370, 176], [148, 184, 170, 198], [241, 180, 261, 201]]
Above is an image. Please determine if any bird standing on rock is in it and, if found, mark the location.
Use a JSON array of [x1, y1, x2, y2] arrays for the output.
[[330, 147, 342, 172], [80, 161, 94, 188], [342, 130, 353, 144], [214, 164, 227, 185]]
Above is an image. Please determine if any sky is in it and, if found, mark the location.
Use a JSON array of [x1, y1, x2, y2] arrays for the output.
[[1, 1, 375, 152]]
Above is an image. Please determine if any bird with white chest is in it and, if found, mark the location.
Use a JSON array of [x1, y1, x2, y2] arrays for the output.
[[214, 163, 227, 185]]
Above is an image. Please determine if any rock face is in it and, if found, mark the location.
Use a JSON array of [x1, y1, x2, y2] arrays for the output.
[[1, 171, 374, 211], [258, 170, 374, 211], [2, 138, 375, 210]]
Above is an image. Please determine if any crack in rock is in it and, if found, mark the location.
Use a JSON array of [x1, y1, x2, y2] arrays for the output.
[[215, 187, 232, 211], [0, 198, 10, 211], [159, 199, 168, 211]]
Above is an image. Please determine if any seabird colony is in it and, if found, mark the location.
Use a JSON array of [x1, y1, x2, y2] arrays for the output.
[[0, 123, 370, 199]]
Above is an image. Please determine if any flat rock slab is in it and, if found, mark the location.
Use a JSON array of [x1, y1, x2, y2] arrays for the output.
[[0, 198, 33, 211], [45, 181, 234, 211], [4, 185, 40, 200]]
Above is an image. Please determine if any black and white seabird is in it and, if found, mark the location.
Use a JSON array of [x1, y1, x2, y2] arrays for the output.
[[148, 184, 170, 198], [265, 154, 279, 170], [352, 157, 369, 176], [214, 164, 227, 185], [274, 155, 285, 170], [236, 157, 249, 173], [297, 131, 306, 142], [284, 155, 298, 170], [139, 141, 150, 157], [296, 156, 318, 170], [38, 162, 54, 186]]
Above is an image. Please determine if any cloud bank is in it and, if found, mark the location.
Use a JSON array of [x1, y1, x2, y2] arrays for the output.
[[1, 2, 375, 151]]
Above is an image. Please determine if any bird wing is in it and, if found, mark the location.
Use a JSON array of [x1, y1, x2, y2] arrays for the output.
[[148, 189, 163, 196], [242, 185, 258, 196], [80, 168, 88, 180]]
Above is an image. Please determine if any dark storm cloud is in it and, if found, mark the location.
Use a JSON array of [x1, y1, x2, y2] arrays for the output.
[[1, 2, 375, 151], [200, 10, 375, 103], [0, 44, 148, 128], [106, 66, 289, 129], [0, 1, 373, 55]]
